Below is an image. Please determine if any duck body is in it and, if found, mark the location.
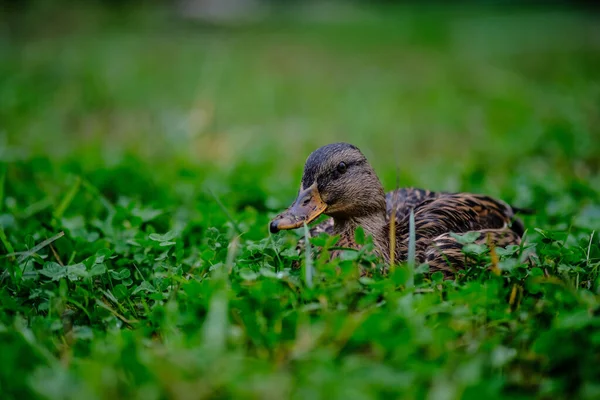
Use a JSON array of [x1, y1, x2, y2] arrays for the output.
[[270, 143, 526, 274]]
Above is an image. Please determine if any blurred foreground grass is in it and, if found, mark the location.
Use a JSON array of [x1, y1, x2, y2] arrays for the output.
[[1, 3, 600, 399]]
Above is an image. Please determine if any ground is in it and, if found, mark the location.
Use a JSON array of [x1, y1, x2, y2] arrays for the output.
[[1, 3, 599, 399]]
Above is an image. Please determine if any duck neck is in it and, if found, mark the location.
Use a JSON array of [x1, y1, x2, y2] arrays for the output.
[[332, 211, 388, 255]]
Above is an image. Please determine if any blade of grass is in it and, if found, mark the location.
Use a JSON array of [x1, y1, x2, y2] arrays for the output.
[[487, 233, 501, 276], [587, 230, 595, 266], [0, 227, 14, 258], [389, 208, 396, 268], [49, 244, 64, 266], [0, 226, 16, 282], [303, 222, 314, 289], [208, 188, 242, 235], [22, 198, 53, 219], [268, 232, 283, 273], [202, 288, 229, 357], [406, 209, 415, 288], [81, 178, 115, 214], [389, 169, 400, 271], [203, 236, 236, 357], [226, 235, 239, 275], [17, 231, 65, 264], [95, 298, 137, 326], [0, 164, 5, 212], [54, 176, 81, 219]]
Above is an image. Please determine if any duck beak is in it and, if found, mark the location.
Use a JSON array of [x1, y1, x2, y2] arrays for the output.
[[269, 182, 327, 233]]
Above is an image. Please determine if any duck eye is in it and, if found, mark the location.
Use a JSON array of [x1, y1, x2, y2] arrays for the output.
[[337, 162, 347, 174]]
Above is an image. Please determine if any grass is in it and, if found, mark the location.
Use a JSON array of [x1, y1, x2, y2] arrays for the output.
[[1, 3, 600, 399]]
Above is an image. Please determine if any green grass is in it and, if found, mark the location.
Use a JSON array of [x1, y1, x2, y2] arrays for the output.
[[1, 3, 600, 399]]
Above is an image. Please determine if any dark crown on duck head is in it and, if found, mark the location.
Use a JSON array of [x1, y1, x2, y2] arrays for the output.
[[301, 142, 365, 189]]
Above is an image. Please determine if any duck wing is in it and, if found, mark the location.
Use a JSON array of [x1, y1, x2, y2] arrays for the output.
[[300, 191, 526, 274], [393, 193, 523, 268], [385, 188, 443, 221], [399, 193, 518, 241]]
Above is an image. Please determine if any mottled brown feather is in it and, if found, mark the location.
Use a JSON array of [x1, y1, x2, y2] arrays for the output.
[[276, 143, 528, 276], [393, 193, 516, 260], [296, 188, 524, 274]]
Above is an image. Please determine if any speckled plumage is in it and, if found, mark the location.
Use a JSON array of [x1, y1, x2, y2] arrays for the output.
[[271, 143, 529, 275], [302, 188, 524, 273]]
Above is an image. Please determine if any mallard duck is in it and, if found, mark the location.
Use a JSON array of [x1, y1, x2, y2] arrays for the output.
[[269, 143, 528, 274]]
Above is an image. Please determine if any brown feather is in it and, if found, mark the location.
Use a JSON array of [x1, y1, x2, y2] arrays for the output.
[[275, 143, 529, 276], [296, 189, 525, 274]]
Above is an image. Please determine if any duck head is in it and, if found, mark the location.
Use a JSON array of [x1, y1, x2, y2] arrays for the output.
[[269, 143, 386, 233]]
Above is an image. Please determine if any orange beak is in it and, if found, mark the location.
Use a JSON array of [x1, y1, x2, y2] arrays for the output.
[[269, 183, 327, 233]]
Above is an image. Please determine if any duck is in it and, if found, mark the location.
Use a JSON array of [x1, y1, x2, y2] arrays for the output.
[[269, 142, 528, 274]]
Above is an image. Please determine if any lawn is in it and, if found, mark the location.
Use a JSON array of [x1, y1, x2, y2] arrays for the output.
[[1, 2, 600, 399]]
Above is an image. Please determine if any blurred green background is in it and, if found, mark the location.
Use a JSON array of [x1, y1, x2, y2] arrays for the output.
[[3, 1, 599, 207], [1, 1, 600, 399]]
